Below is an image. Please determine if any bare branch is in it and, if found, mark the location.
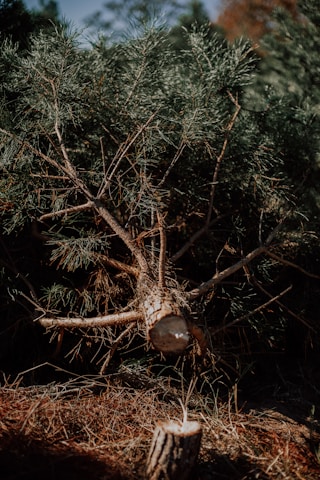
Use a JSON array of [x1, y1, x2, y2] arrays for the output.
[[99, 323, 136, 375], [170, 214, 228, 263], [243, 264, 316, 331], [158, 140, 187, 187], [212, 285, 293, 334], [187, 246, 266, 300], [38, 310, 144, 329], [93, 199, 149, 274], [39, 201, 94, 222], [99, 254, 139, 278], [206, 92, 241, 226], [97, 110, 159, 199], [266, 250, 320, 280], [157, 210, 167, 289]]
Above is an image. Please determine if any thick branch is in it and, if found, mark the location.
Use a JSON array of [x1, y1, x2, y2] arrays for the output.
[[93, 200, 149, 274], [38, 310, 144, 329], [187, 246, 266, 300]]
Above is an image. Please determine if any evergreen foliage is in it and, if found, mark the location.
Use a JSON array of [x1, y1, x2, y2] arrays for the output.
[[0, 1, 319, 375]]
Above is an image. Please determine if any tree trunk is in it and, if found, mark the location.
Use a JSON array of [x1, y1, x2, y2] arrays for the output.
[[141, 284, 190, 354], [146, 420, 202, 480]]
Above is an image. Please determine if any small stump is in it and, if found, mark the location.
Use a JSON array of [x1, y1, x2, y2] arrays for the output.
[[146, 420, 202, 480]]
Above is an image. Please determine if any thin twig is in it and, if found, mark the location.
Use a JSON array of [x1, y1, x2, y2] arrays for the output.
[[39, 201, 94, 222], [212, 285, 293, 334], [243, 265, 316, 331], [266, 250, 320, 280], [97, 110, 159, 199], [170, 214, 228, 263], [206, 92, 240, 227], [157, 210, 167, 289], [158, 140, 187, 187], [99, 323, 136, 375]]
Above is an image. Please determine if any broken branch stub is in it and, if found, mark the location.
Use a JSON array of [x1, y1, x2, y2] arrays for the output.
[[142, 286, 190, 354]]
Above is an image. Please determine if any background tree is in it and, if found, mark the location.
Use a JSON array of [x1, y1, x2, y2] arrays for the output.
[[216, 0, 299, 40], [0, 0, 60, 50], [242, 0, 320, 353], [85, 0, 185, 39]]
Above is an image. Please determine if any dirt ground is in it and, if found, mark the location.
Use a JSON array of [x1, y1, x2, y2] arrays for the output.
[[1, 361, 320, 480]]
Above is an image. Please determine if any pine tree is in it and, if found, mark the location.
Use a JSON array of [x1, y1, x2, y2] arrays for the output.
[[0, 13, 318, 373]]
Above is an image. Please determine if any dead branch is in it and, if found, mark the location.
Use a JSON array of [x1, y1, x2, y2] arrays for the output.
[[187, 214, 291, 300], [99, 323, 136, 375], [157, 210, 167, 289], [38, 310, 144, 329], [170, 213, 228, 263], [98, 254, 139, 278], [158, 140, 187, 187], [212, 284, 293, 334], [266, 250, 320, 280], [243, 264, 316, 331]]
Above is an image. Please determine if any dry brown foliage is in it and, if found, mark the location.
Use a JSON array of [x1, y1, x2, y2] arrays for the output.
[[217, 0, 299, 40], [1, 367, 320, 480]]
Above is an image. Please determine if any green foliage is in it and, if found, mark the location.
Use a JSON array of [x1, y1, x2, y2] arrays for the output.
[[245, 0, 320, 231], [0, 5, 319, 374]]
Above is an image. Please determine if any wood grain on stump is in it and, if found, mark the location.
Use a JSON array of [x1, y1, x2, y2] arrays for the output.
[[146, 420, 202, 480]]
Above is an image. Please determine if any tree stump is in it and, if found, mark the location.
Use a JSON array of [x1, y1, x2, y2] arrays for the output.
[[146, 420, 202, 480]]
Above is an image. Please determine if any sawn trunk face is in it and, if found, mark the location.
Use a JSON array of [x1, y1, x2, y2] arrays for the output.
[[140, 279, 190, 355]]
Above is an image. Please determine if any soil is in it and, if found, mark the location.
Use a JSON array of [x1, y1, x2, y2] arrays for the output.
[[0, 360, 320, 480]]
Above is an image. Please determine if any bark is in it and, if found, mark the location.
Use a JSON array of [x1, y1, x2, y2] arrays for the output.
[[141, 284, 190, 354], [146, 420, 202, 480], [38, 310, 143, 328]]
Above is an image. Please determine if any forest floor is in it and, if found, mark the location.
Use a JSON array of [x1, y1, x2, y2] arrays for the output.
[[1, 359, 320, 480]]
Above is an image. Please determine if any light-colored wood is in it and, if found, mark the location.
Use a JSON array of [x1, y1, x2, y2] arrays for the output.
[[143, 288, 189, 354], [38, 310, 143, 328], [146, 420, 202, 480]]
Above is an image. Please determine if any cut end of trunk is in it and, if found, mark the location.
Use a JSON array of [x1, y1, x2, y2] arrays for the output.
[[149, 315, 190, 354]]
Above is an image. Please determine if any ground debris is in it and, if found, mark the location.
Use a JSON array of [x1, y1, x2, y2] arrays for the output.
[[0, 376, 320, 479]]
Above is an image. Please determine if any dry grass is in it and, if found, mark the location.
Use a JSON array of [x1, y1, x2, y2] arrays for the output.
[[0, 364, 320, 480]]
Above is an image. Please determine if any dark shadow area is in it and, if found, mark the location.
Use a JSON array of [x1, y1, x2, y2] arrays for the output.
[[196, 456, 267, 480], [0, 432, 124, 480], [238, 353, 320, 423]]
